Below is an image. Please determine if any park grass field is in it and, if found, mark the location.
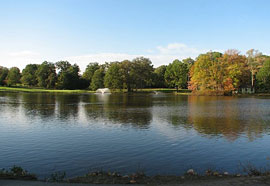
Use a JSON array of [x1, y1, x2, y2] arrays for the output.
[[0, 86, 192, 94], [0, 86, 95, 93]]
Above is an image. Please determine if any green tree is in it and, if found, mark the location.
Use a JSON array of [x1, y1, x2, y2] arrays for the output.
[[152, 65, 167, 88], [55, 61, 72, 72], [130, 57, 154, 89], [0, 66, 9, 85], [56, 61, 81, 89], [119, 60, 133, 92], [104, 62, 123, 89], [7, 67, 21, 86], [21, 64, 39, 86], [165, 59, 189, 90], [36, 61, 57, 88], [82, 63, 100, 82], [182, 57, 195, 70], [90, 68, 105, 90], [182, 58, 195, 82], [256, 59, 270, 91]]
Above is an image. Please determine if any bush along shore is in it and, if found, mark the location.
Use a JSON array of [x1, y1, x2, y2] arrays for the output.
[[2, 166, 270, 184]]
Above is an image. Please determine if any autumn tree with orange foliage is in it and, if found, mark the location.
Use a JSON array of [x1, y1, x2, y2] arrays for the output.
[[189, 50, 250, 95]]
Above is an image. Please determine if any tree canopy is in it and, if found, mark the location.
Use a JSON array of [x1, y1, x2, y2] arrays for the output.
[[104, 62, 123, 90], [90, 68, 105, 91], [0, 66, 9, 85], [82, 63, 100, 82], [56, 61, 81, 89], [1, 49, 270, 94], [165, 59, 189, 89], [21, 64, 39, 86], [257, 59, 270, 91], [36, 61, 57, 88], [7, 67, 21, 86]]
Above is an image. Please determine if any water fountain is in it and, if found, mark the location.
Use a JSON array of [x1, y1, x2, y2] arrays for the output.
[[95, 88, 111, 94]]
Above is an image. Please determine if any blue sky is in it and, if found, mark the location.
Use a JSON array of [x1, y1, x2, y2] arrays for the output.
[[0, 0, 270, 71]]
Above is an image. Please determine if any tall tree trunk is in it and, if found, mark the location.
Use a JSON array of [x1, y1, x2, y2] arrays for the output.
[[251, 71, 256, 93], [251, 71, 254, 88]]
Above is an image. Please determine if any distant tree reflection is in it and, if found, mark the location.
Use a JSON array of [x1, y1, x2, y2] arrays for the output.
[[187, 96, 270, 141], [83, 94, 152, 128], [21, 93, 56, 119]]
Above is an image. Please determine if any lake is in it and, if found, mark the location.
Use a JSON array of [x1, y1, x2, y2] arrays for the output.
[[1, 92, 270, 178]]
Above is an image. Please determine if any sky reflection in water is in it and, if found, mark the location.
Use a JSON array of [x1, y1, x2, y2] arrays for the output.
[[0, 92, 270, 178]]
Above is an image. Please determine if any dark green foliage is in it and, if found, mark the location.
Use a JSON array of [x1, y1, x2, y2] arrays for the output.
[[104, 62, 123, 89], [119, 60, 133, 91], [7, 67, 21, 86], [55, 61, 72, 72], [90, 68, 105, 90], [82, 63, 100, 82], [130, 57, 154, 89], [256, 59, 270, 91], [21, 64, 39, 86], [152, 65, 167, 88], [78, 78, 90, 89], [0, 66, 9, 85], [36, 61, 57, 88], [165, 59, 189, 89], [56, 61, 81, 89], [182, 57, 195, 70]]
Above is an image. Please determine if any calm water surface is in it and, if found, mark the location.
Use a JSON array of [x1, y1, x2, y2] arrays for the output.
[[1, 92, 270, 177]]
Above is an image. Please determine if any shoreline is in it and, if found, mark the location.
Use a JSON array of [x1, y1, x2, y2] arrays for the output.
[[1, 86, 270, 97], [1, 166, 270, 185], [1, 176, 270, 186], [0, 86, 184, 94]]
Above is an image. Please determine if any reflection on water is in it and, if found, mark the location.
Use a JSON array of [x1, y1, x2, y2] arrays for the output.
[[83, 94, 153, 128], [1, 92, 270, 177], [187, 96, 270, 141]]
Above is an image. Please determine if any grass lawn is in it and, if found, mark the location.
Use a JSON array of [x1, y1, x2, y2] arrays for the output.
[[0, 86, 95, 93], [0, 86, 192, 94]]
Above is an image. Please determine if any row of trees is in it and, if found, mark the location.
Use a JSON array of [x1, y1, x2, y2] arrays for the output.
[[1, 49, 270, 94], [189, 49, 270, 95], [0, 57, 192, 91]]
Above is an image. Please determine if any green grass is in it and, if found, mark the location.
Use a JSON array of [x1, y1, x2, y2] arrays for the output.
[[137, 88, 176, 92], [0, 86, 192, 94], [0, 86, 95, 93], [134, 88, 191, 93]]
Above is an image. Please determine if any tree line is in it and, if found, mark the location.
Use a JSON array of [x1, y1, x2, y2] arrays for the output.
[[0, 49, 270, 94]]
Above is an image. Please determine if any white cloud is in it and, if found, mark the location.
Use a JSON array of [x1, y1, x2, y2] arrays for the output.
[[8, 51, 39, 57], [0, 50, 42, 70], [156, 43, 207, 56]]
